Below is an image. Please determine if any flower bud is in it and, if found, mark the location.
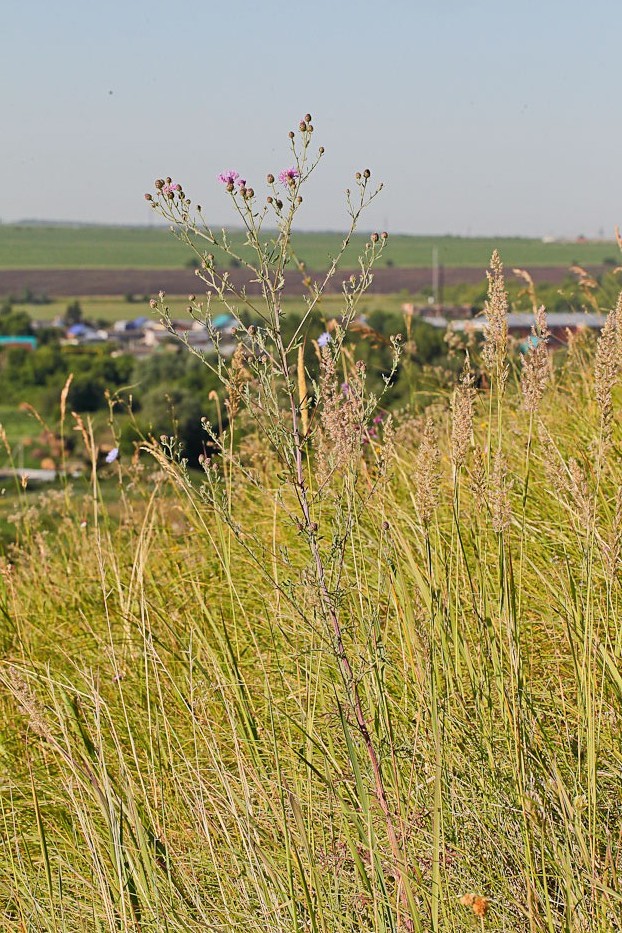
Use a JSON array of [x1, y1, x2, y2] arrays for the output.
[[309, 521, 318, 532], [166, 176, 172, 184], [144, 193, 152, 200], [155, 179, 164, 189], [381, 231, 388, 239], [226, 182, 234, 192], [149, 299, 157, 309], [319, 146, 325, 154], [196, 205, 202, 212], [276, 199, 283, 210], [267, 195, 273, 204], [246, 187, 254, 198], [267, 173, 275, 183], [248, 324, 256, 336], [355, 172, 361, 180], [188, 294, 195, 301], [371, 232, 379, 243], [382, 520, 390, 530], [304, 113, 312, 123], [363, 169, 371, 178], [299, 121, 307, 131], [307, 124, 313, 132], [288, 131, 295, 139], [296, 196, 303, 204]]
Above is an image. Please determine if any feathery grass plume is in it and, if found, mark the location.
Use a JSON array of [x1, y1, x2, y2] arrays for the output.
[[513, 267, 538, 314], [315, 349, 365, 484], [482, 250, 509, 393], [570, 264, 599, 311], [225, 343, 250, 419], [468, 444, 487, 499], [5, 668, 54, 743], [568, 456, 595, 530], [414, 417, 440, 526], [599, 486, 622, 584], [594, 292, 622, 444], [490, 450, 511, 534], [520, 305, 551, 413], [451, 353, 475, 468]]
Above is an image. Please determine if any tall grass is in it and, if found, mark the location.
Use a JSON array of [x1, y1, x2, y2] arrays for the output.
[[2, 120, 622, 930], [1, 303, 621, 930]]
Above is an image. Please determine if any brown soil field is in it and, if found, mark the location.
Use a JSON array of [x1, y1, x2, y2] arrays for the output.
[[0, 265, 601, 298]]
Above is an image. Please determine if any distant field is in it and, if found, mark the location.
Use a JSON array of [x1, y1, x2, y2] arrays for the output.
[[17, 293, 410, 324], [0, 224, 619, 270]]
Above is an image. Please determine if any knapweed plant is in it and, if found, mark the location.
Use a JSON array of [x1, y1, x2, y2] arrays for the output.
[[146, 117, 419, 928]]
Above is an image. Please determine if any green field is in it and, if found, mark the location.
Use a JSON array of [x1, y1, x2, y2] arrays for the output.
[[12, 293, 410, 324], [1, 224, 619, 270]]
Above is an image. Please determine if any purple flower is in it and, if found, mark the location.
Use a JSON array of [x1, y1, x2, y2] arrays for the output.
[[218, 170, 240, 185], [236, 178, 247, 187], [373, 414, 384, 424], [278, 166, 300, 186], [341, 382, 350, 395], [317, 331, 331, 348], [105, 447, 119, 464], [162, 182, 181, 196]]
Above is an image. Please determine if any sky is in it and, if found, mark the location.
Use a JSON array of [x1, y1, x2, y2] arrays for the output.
[[2, 0, 621, 238]]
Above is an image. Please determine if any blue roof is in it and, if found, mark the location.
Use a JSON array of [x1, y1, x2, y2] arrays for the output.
[[213, 313, 234, 329], [127, 316, 148, 329], [0, 335, 37, 348]]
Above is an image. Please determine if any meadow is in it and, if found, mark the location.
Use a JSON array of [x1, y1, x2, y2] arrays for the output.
[[2, 123, 622, 932], [0, 224, 619, 271], [1, 255, 622, 930]]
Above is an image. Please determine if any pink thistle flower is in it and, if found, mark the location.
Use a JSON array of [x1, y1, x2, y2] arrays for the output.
[[218, 170, 240, 185], [162, 183, 181, 196], [236, 178, 247, 187], [278, 166, 300, 186]]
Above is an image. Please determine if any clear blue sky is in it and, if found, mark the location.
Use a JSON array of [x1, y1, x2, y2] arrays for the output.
[[3, 0, 620, 237]]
